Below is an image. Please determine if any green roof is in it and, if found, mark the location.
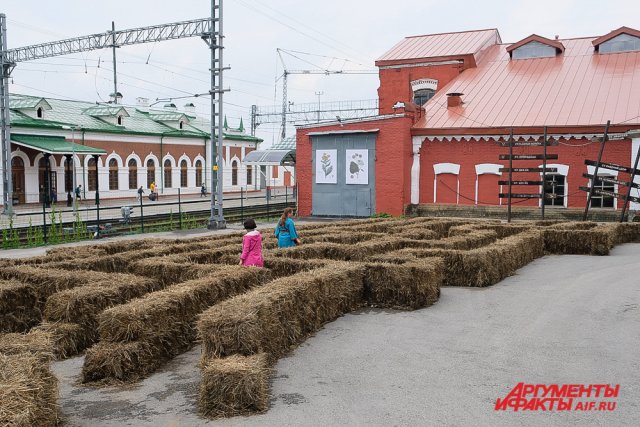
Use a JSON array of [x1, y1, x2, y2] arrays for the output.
[[8, 94, 263, 143], [83, 105, 129, 117], [10, 134, 106, 155], [147, 111, 189, 122], [9, 96, 51, 110]]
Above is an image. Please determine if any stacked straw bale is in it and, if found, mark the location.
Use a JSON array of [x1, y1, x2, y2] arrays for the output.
[[362, 258, 443, 309], [543, 228, 612, 255], [0, 353, 58, 427], [0, 280, 40, 333], [199, 354, 271, 418], [83, 266, 270, 383], [197, 263, 365, 417]]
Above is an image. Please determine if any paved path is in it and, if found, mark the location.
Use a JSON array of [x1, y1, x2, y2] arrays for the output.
[[51, 244, 640, 427]]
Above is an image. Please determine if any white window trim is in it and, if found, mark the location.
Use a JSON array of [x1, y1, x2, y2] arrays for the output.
[[475, 163, 503, 206], [538, 164, 569, 208]]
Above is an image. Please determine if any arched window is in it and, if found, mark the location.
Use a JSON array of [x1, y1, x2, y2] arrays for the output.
[[195, 160, 203, 187], [88, 158, 98, 191], [413, 88, 435, 106], [246, 165, 253, 186], [180, 159, 188, 187], [11, 157, 25, 204], [146, 159, 155, 188], [109, 158, 118, 190], [231, 160, 238, 186], [36, 107, 43, 118], [128, 158, 137, 189], [64, 156, 74, 192], [164, 159, 172, 188]]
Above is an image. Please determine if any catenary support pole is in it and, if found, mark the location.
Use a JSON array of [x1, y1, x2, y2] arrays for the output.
[[0, 14, 14, 216], [208, 0, 226, 229]]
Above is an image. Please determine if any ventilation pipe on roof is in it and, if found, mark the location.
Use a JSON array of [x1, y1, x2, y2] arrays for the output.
[[446, 92, 464, 108], [183, 102, 196, 114]]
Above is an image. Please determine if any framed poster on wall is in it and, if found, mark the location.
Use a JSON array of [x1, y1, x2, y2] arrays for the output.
[[315, 149, 337, 184], [345, 149, 368, 185]]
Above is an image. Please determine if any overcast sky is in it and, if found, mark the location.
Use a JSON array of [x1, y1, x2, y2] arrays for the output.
[[2, 0, 638, 146]]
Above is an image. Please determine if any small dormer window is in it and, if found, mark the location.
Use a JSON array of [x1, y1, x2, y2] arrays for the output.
[[599, 33, 640, 53], [117, 115, 123, 126], [37, 107, 43, 118], [512, 41, 557, 59]]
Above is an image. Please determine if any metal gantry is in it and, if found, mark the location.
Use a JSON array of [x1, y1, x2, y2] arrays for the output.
[[0, 3, 225, 223]]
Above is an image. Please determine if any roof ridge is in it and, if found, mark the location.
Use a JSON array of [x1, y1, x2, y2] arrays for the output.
[[405, 28, 498, 39]]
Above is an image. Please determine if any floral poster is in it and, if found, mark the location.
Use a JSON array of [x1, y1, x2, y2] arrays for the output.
[[315, 149, 337, 184], [345, 149, 368, 185]]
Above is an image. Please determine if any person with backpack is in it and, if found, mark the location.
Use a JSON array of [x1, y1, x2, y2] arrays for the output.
[[137, 186, 144, 201], [239, 218, 264, 267], [75, 185, 82, 201], [275, 207, 300, 248]]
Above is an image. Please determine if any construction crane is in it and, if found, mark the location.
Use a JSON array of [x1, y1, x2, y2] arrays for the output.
[[1, 3, 226, 229], [276, 48, 377, 141]]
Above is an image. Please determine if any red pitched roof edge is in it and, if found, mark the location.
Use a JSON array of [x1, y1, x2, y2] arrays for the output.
[[592, 26, 640, 48], [506, 34, 565, 54]]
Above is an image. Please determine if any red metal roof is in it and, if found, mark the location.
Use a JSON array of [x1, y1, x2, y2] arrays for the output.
[[414, 37, 640, 131], [506, 34, 565, 54], [376, 29, 501, 65]]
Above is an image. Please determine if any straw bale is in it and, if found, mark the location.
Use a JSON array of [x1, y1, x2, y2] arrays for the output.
[[601, 223, 640, 245], [82, 341, 156, 383], [0, 331, 53, 358], [0, 266, 91, 299], [199, 354, 271, 418], [302, 231, 384, 245], [31, 322, 94, 359], [272, 238, 405, 262], [128, 258, 213, 285], [401, 230, 498, 251], [0, 280, 40, 332], [181, 245, 243, 264], [44, 275, 159, 325], [363, 258, 443, 309], [198, 263, 365, 360], [543, 229, 611, 255], [397, 229, 439, 241], [548, 222, 598, 231], [97, 266, 269, 343], [0, 353, 58, 427]]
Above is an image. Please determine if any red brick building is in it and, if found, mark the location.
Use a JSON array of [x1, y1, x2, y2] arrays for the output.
[[296, 27, 640, 217]]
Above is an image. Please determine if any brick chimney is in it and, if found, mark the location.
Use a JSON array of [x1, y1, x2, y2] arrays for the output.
[[446, 92, 464, 108]]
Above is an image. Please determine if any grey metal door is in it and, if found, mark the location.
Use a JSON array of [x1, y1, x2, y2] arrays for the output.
[[311, 132, 376, 217]]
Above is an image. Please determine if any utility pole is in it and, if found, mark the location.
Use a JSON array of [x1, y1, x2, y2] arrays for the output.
[[315, 91, 324, 123], [207, 0, 226, 229], [0, 14, 13, 216], [111, 21, 119, 104]]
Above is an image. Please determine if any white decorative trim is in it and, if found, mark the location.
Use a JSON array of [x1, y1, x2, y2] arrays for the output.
[[586, 165, 619, 177], [162, 154, 176, 167], [433, 163, 460, 175], [125, 153, 142, 167], [538, 163, 569, 176], [178, 154, 192, 168], [143, 153, 160, 168], [10, 150, 31, 168], [433, 163, 460, 204], [411, 136, 424, 204], [34, 152, 58, 168], [105, 152, 124, 168], [475, 163, 503, 176]]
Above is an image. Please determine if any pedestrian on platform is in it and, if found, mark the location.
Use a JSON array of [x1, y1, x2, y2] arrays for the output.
[[137, 186, 144, 201]]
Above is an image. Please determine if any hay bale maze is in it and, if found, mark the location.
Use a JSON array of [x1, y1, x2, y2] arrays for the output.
[[1, 217, 639, 422]]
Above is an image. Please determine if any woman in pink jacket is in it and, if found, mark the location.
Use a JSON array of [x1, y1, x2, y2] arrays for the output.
[[239, 218, 264, 267]]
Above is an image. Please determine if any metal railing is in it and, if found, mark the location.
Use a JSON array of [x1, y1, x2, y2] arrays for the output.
[[0, 185, 297, 248]]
